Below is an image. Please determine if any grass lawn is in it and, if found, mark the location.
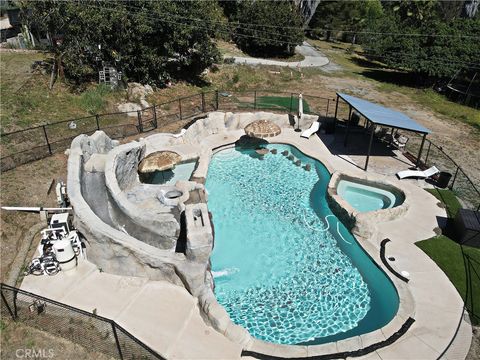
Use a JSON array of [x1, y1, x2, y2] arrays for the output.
[[425, 188, 462, 218], [0, 52, 124, 132], [416, 235, 480, 324], [419, 187, 480, 323], [235, 95, 310, 112]]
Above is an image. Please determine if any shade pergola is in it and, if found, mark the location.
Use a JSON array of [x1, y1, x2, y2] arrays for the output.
[[334, 93, 431, 171]]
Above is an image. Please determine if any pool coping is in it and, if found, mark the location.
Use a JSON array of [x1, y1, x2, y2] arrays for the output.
[[197, 140, 417, 358]]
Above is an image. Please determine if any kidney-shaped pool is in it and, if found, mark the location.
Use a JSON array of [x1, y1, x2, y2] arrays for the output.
[[206, 144, 398, 345]]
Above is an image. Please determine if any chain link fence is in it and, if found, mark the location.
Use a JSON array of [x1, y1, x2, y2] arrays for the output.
[[1, 283, 164, 360]]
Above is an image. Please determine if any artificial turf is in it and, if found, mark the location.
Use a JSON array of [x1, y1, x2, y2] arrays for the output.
[[418, 188, 480, 324], [425, 188, 462, 218]]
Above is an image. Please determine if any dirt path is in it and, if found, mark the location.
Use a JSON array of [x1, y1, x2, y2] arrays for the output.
[[232, 41, 329, 68]]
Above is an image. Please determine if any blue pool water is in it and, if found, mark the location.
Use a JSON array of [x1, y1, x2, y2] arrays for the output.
[[337, 180, 401, 212], [206, 144, 399, 345], [141, 160, 196, 185]]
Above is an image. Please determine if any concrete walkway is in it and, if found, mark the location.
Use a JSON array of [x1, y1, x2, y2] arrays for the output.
[[232, 42, 329, 68], [21, 261, 242, 359]]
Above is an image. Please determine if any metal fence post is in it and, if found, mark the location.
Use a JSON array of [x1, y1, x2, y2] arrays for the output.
[[0, 287, 16, 320], [111, 322, 124, 360], [137, 111, 143, 133], [289, 93, 293, 113], [201, 92, 206, 113], [215, 90, 219, 110], [450, 166, 460, 190], [42, 125, 52, 155], [95, 114, 100, 130], [179, 99, 183, 120], [152, 105, 157, 129], [424, 141, 432, 165], [254, 91, 257, 110]]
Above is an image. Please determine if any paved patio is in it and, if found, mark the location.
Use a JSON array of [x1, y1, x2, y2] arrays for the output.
[[20, 124, 471, 359]]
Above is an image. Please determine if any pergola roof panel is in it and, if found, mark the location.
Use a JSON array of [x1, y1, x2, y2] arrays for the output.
[[337, 93, 431, 134]]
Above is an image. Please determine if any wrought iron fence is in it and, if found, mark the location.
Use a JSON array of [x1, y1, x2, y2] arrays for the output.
[[1, 89, 478, 210], [0, 283, 164, 360], [404, 133, 480, 211], [464, 252, 480, 325], [0, 90, 332, 172]]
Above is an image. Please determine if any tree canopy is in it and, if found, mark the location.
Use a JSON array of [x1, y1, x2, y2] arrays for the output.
[[228, 0, 304, 57], [19, 0, 221, 86], [309, 0, 479, 80], [361, 1, 480, 80]]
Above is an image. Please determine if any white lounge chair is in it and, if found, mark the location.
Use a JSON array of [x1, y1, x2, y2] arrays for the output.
[[172, 128, 187, 138], [396, 166, 439, 180], [301, 122, 320, 139]]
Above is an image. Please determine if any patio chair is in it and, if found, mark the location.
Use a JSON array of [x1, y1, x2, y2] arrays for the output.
[[396, 166, 439, 180], [393, 134, 409, 151], [374, 127, 388, 139], [301, 121, 320, 139]]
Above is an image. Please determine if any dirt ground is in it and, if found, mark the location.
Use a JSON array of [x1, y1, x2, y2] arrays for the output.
[[0, 318, 114, 360]]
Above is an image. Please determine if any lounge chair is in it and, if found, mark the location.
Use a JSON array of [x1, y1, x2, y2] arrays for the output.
[[396, 166, 439, 180], [301, 122, 320, 139]]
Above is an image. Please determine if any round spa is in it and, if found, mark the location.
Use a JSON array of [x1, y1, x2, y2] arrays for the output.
[[337, 179, 405, 213], [205, 144, 399, 345]]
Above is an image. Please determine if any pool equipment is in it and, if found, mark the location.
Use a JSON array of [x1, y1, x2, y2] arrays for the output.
[[53, 238, 77, 271]]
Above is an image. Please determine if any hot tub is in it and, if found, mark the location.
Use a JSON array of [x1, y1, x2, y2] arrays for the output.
[[337, 179, 404, 212]]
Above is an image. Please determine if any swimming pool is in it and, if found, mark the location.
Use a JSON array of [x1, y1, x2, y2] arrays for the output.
[[206, 144, 398, 345], [139, 160, 197, 185], [337, 179, 402, 212]]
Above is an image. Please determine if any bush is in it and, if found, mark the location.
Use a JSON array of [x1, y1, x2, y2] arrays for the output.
[[223, 57, 236, 64], [232, 0, 304, 57], [78, 84, 112, 115]]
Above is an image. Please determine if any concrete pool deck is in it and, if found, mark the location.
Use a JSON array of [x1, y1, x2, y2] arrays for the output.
[[21, 120, 471, 359]]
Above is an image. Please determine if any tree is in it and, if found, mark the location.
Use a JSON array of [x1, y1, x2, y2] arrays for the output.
[[362, 1, 480, 81], [232, 0, 304, 57], [309, 0, 383, 43], [19, 0, 221, 86]]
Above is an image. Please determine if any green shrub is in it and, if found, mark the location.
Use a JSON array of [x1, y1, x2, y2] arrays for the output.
[[78, 84, 112, 115]]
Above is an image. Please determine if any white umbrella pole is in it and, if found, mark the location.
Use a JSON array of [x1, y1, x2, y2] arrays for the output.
[[296, 94, 303, 132]]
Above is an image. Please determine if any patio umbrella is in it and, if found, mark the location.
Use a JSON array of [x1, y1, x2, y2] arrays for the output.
[[296, 93, 303, 132]]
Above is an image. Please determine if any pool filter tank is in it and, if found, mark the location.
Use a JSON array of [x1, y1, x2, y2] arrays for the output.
[[53, 239, 77, 271]]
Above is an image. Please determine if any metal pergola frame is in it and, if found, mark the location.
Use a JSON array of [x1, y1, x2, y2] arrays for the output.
[[333, 93, 430, 171]]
